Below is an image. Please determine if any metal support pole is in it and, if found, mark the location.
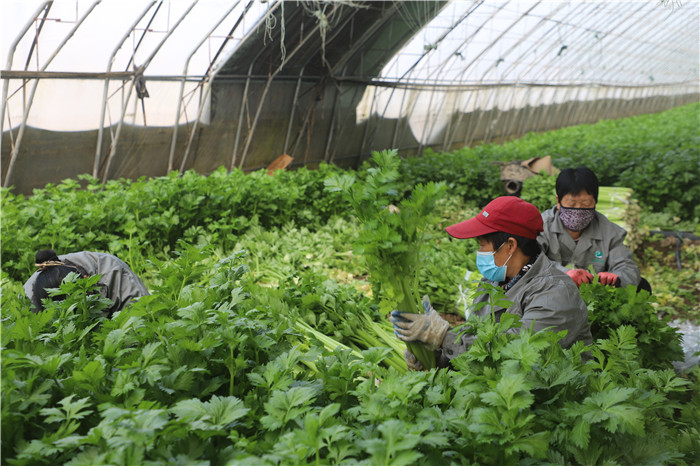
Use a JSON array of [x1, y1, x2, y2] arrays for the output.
[[4, 1, 100, 188], [516, 90, 532, 137], [366, 1, 489, 154], [634, 87, 650, 117], [480, 87, 500, 144], [619, 87, 633, 118], [179, 79, 213, 173], [455, 6, 513, 148], [618, 86, 633, 118], [169, 1, 238, 173], [94, 2, 155, 177], [501, 88, 519, 140], [524, 3, 638, 129], [574, 86, 592, 127], [600, 87, 617, 120], [328, 2, 404, 75], [638, 86, 653, 116], [550, 87, 567, 128], [327, 83, 363, 164], [427, 0, 556, 151], [289, 105, 312, 161], [509, 1, 595, 135], [460, 91, 480, 148], [624, 87, 640, 117], [101, 81, 136, 182], [477, 95, 494, 144], [525, 88, 544, 132], [444, 90, 468, 150], [441, 89, 457, 151], [227, 2, 281, 171], [366, 1, 482, 156], [591, 88, 607, 124], [650, 90, 664, 114], [596, 6, 683, 86], [502, 2, 588, 138], [391, 85, 410, 149], [237, 5, 337, 169], [561, 85, 583, 127], [553, 85, 573, 127], [283, 66, 304, 155], [497, 85, 516, 142], [640, 88, 652, 114], [534, 89, 551, 130], [324, 78, 342, 163], [540, 3, 647, 87], [415, 85, 439, 157], [1, 2, 51, 137], [229, 62, 254, 171], [102, 0, 198, 182], [358, 84, 379, 166]]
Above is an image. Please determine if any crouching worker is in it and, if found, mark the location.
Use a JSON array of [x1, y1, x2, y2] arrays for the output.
[[24, 249, 149, 317], [538, 167, 649, 292], [392, 196, 592, 370]]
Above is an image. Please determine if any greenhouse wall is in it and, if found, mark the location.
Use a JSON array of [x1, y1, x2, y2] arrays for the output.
[[2, 89, 697, 195]]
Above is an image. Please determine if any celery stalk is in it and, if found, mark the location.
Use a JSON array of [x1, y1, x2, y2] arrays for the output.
[[324, 149, 446, 371]]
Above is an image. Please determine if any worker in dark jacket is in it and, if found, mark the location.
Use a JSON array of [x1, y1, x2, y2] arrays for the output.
[[537, 167, 646, 291], [392, 196, 592, 370], [24, 249, 149, 317]]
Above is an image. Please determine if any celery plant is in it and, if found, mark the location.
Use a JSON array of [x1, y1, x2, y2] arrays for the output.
[[325, 149, 446, 369]]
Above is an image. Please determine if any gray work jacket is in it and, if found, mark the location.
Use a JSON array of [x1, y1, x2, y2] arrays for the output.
[[24, 251, 149, 315], [440, 253, 592, 363], [538, 206, 641, 287]]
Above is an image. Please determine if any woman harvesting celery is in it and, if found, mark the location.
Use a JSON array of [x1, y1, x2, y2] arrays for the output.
[[392, 196, 593, 370]]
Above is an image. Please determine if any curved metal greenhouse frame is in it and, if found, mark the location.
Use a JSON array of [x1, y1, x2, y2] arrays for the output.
[[1, 0, 698, 193]]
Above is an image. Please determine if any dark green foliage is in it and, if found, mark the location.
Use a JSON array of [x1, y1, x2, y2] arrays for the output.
[[3, 104, 697, 289], [447, 313, 691, 465], [1, 164, 347, 283], [2, 248, 316, 464], [511, 103, 699, 220], [399, 147, 505, 207], [399, 103, 699, 220], [677, 367, 700, 465], [2, 225, 696, 464], [580, 282, 684, 369], [520, 172, 557, 212], [617, 148, 700, 220], [2, 104, 698, 464]]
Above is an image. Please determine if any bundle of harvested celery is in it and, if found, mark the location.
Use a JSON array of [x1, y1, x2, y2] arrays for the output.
[[325, 149, 446, 369], [597, 186, 634, 231]]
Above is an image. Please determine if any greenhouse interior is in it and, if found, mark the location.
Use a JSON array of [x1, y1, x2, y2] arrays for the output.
[[2, 0, 699, 464]]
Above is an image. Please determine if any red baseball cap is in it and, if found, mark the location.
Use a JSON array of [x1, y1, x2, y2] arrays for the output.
[[446, 196, 543, 240]]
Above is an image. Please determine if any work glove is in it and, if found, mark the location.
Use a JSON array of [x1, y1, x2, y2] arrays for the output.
[[597, 272, 620, 287], [566, 268, 593, 287], [391, 295, 450, 351], [403, 349, 424, 371]]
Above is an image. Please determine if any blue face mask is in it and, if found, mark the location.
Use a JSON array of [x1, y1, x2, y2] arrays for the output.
[[476, 244, 512, 282]]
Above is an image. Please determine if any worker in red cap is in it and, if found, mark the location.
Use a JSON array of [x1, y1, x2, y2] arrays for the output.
[[392, 196, 593, 370]]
